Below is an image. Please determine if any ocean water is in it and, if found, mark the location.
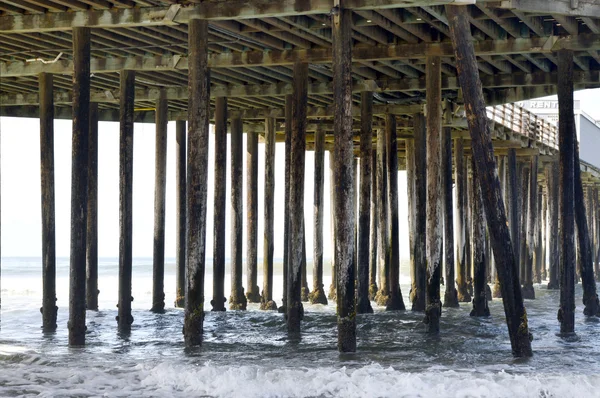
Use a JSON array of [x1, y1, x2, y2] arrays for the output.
[[1, 257, 600, 397]]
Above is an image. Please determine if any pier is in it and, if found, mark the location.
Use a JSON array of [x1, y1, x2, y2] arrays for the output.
[[1, 0, 600, 357]]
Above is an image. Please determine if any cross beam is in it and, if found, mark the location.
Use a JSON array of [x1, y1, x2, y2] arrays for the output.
[[498, 0, 600, 18], [4, 35, 600, 77]]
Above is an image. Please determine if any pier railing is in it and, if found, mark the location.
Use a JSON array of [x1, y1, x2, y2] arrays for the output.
[[486, 103, 559, 150]]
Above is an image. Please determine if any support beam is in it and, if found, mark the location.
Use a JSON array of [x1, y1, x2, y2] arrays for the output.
[[246, 128, 261, 304], [183, 18, 210, 347], [470, 158, 490, 317], [424, 55, 443, 331], [375, 123, 390, 307], [332, 8, 356, 352], [407, 138, 416, 306], [68, 27, 90, 346], [174, 120, 186, 308], [230, 116, 247, 310], [281, 94, 292, 308], [523, 156, 538, 300], [117, 70, 135, 333], [211, 96, 227, 312], [498, 0, 600, 18], [386, 113, 405, 311], [86, 102, 99, 311], [261, 117, 278, 311], [446, 4, 532, 357], [455, 137, 471, 302], [310, 124, 328, 305], [369, 148, 378, 300], [357, 92, 373, 314], [507, 149, 521, 291], [301, 219, 310, 302], [535, 186, 544, 284], [557, 49, 576, 334], [287, 61, 308, 329], [328, 150, 337, 301], [151, 89, 168, 313], [4, 35, 599, 76], [413, 113, 427, 311], [443, 127, 459, 308], [40, 72, 57, 331]]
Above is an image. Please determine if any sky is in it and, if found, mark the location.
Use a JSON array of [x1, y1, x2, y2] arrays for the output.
[[1, 87, 599, 259], [0, 113, 410, 260]]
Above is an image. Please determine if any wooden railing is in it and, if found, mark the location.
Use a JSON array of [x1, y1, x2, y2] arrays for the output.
[[486, 103, 559, 150]]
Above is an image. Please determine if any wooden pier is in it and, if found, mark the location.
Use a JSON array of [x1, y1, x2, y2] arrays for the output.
[[2, 0, 600, 356]]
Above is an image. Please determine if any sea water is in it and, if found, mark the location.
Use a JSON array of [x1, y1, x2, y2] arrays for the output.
[[1, 257, 600, 397]]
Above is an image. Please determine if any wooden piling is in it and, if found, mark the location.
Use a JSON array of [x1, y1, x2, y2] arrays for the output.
[[301, 220, 310, 302], [332, 7, 356, 352], [369, 148, 378, 300], [287, 61, 308, 329], [446, 4, 532, 357], [86, 102, 99, 311], [424, 55, 442, 331], [535, 187, 544, 284], [443, 127, 459, 308], [519, 164, 529, 289], [386, 114, 405, 312], [117, 69, 135, 333], [151, 89, 168, 313], [40, 72, 58, 331], [357, 92, 373, 313], [328, 151, 337, 301], [574, 141, 600, 316], [492, 156, 507, 298], [68, 27, 91, 346], [184, 18, 210, 347], [262, 117, 278, 311], [523, 156, 538, 300], [557, 49, 576, 334], [470, 158, 490, 317], [454, 138, 470, 302], [230, 117, 247, 310], [174, 120, 186, 308], [413, 113, 427, 312], [280, 94, 293, 308], [246, 126, 261, 304], [310, 124, 328, 305], [375, 123, 390, 307], [466, 168, 473, 296], [212, 96, 227, 312], [594, 188, 600, 282], [406, 138, 416, 304]]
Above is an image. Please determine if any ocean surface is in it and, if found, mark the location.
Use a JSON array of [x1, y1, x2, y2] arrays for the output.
[[1, 257, 600, 397]]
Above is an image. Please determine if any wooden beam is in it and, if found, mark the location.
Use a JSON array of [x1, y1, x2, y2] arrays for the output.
[[0, 1, 477, 33], [5, 35, 596, 77], [497, 0, 600, 18]]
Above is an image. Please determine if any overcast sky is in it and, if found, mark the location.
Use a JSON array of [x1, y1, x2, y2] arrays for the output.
[[1, 88, 599, 259]]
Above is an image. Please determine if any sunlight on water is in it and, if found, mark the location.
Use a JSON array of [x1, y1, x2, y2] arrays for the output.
[[1, 257, 600, 397]]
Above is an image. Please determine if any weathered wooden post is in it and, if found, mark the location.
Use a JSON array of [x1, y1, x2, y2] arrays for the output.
[[68, 27, 91, 346], [40, 72, 58, 331], [262, 117, 278, 311], [375, 123, 390, 307], [535, 187, 544, 284], [212, 97, 227, 312], [594, 188, 600, 282], [386, 114, 405, 311], [455, 138, 470, 302], [301, 221, 310, 302], [523, 156, 538, 300], [470, 159, 490, 317], [443, 127, 459, 308], [86, 102, 99, 311], [332, 6, 356, 351], [519, 164, 529, 290], [184, 18, 210, 346], [117, 69, 135, 333], [174, 120, 186, 308], [151, 89, 168, 313], [557, 49, 576, 334], [466, 167, 473, 296], [328, 150, 337, 301], [446, 4, 532, 357], [407, 137, 416, 304], [230, 117, 247, 310], [246, 124, 261, 304], [356, 92, 373, 313], [575, 142, 600, 316], [287, 61, 308, 329], [424, 56, 442, 331], [507, 149, 521, 289], [369, 148, 378, 300], [280, 94, 293, 308], [413, 113, 427, 311], [310, 124, 328, 305]]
